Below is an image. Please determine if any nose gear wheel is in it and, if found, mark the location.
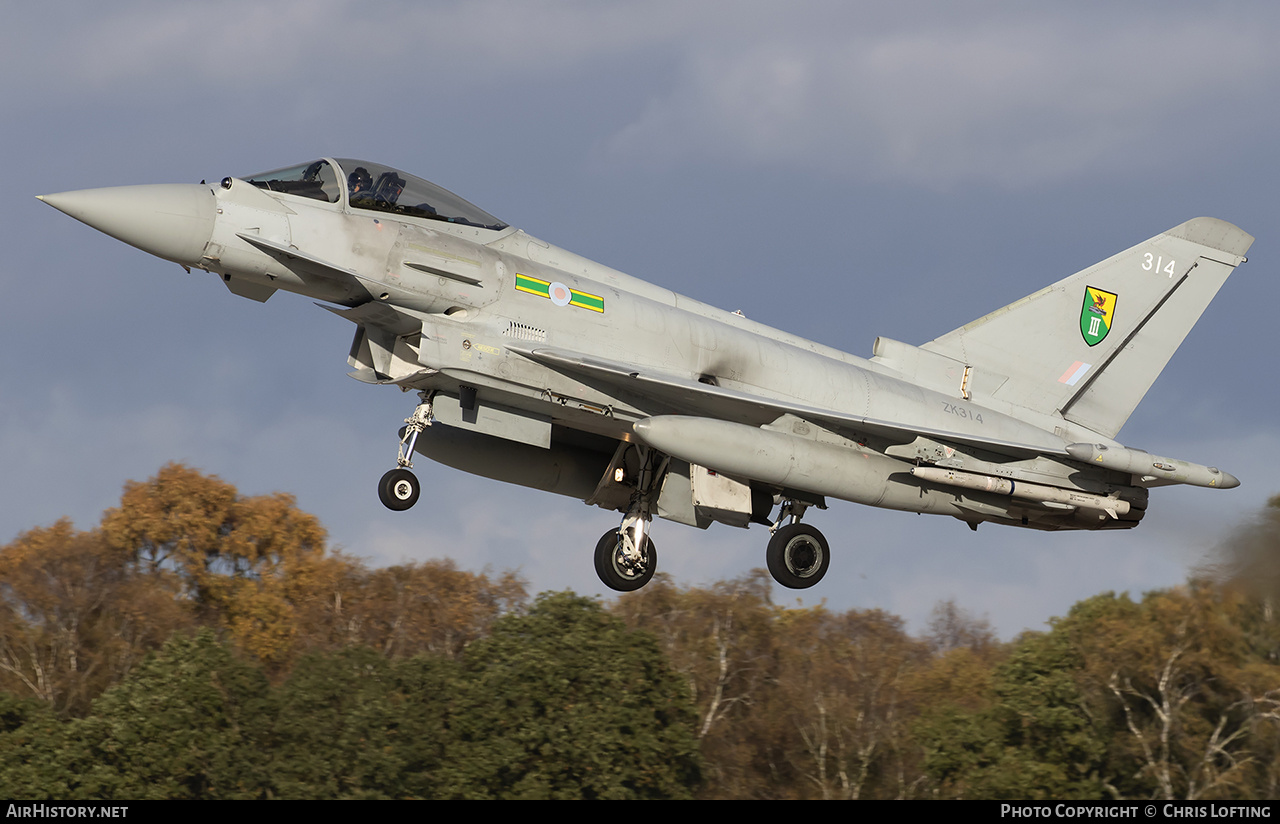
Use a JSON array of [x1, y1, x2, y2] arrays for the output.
[[378, 467, 420, 511]]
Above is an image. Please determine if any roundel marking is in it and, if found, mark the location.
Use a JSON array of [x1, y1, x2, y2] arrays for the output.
[[548, 282, 572, 306]]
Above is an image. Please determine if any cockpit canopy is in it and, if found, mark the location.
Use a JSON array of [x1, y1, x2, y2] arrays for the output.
[[245, 160, 342, 203], [243, 158, 508, 231]]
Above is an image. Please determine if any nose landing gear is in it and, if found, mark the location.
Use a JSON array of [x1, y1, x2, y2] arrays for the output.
[[378, 391, 433, 512]]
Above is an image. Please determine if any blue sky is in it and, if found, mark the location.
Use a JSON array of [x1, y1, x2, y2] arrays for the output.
[[5, 1, 1279, 637]]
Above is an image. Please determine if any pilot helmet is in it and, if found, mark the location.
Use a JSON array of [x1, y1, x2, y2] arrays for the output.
[[348, 166, 372, 194]]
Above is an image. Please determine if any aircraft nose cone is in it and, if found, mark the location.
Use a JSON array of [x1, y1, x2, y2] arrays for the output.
[[39, 183, 215, 265]]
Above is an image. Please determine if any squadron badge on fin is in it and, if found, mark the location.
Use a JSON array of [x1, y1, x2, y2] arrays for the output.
[[1080, 286, 1117, 347]]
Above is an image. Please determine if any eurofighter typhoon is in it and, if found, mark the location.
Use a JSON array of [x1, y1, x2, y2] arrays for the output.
[[39, 159, 1252, 591]]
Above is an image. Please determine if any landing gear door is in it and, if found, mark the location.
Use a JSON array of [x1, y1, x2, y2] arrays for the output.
[[692, 465, 754, 528], [656, 461, 754, 529]]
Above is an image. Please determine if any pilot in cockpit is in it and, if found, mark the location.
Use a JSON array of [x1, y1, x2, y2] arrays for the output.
[[348, 166, 372, 199]]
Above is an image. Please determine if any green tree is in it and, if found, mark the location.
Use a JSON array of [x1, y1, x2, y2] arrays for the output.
[[916, 628, 1106, 799], [59, 630, 275, 799], [271, 647, 402, 799], [441, 591, 702, 799], [388, 653, 461, 798], [917, 582, 1280, 801], [0, 692, 80, 797], [271, 646, 458, 799]]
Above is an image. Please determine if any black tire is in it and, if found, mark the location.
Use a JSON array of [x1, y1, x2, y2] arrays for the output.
[[378, 468, 420, 511], [594, 528, 657, 592], [766, 523, 830, 589]]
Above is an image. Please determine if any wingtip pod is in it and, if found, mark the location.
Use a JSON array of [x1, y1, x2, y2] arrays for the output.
[[1167, 217, 1254, 261]]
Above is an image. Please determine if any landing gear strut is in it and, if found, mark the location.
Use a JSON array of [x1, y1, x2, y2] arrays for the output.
[[378, 391, 433, 512], [594, 446, 665, 592], [766, 500, 830, 589]]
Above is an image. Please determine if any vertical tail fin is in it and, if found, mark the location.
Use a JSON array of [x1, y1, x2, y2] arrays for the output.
[[921, 218, 1253, 438]]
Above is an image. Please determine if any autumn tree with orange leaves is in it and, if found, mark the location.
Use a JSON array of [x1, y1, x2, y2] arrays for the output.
[[0, 463, 526, 707]]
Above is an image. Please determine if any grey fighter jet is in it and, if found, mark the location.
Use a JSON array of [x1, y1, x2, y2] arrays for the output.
[[39, 159, 1253, 592]]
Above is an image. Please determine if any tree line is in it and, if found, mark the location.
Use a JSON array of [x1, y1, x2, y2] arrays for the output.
[[1, 463, 1277, 799]]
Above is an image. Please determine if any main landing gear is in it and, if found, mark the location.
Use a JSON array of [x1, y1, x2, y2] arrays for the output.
[[594, 520, 657, 593], [377, 391, 432, 512], [765, 499, 830, 589], [591, 485, 832, 592], [594, 447, 663, 592]]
